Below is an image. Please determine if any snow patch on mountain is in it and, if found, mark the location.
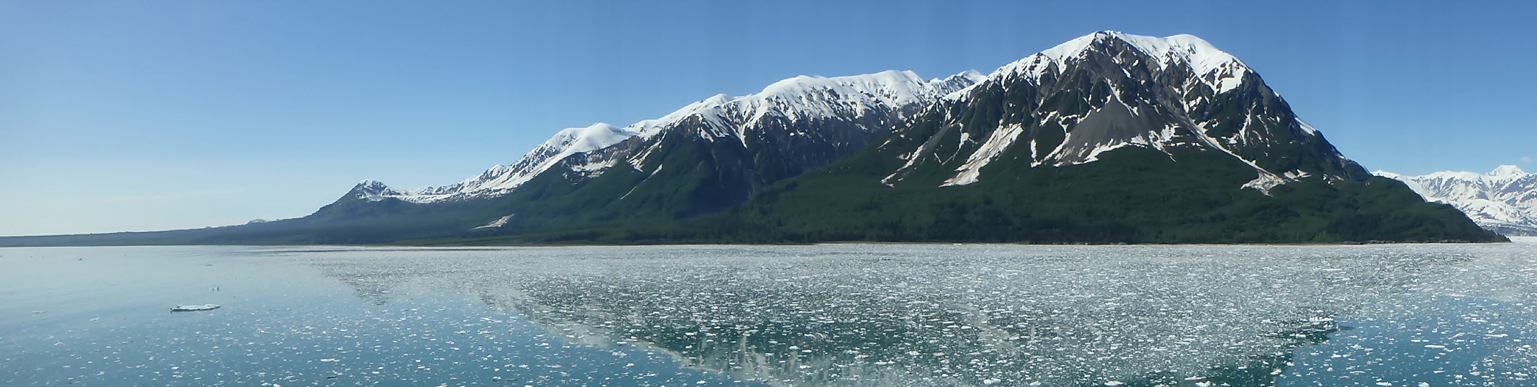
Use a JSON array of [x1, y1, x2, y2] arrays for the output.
[[473, 214, 514, 230], [1377, 166, 1537, 236], [942, 124, 1025, 187]]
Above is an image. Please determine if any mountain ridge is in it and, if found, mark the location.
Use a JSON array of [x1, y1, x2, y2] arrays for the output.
[[1376, 165, 1537, 236], [363, 31, 1348, 205], [360, 69, 986, 204]]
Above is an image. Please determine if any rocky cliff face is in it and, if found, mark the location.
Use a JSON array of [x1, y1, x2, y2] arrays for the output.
[[877, 31, 1367, 192]]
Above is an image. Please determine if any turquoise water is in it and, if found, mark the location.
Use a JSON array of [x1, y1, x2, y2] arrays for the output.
[[1280, 296, 1535, 386], [2, 241, 1535, 386], [0, 247, 753, 386]]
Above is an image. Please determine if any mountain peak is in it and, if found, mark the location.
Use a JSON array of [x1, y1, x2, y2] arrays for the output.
[[1001, 32, 1249, 94], [352, 180, 401, 202], [355, 179, 389, 189], [547, 123, 636, 155], [947, 69, 986, 81], [932, 70, 988, 99], [1490, 164, 1527, 178], [754, 70, 932, 109]]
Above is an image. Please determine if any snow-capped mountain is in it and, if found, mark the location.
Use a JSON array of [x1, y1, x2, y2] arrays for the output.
[[354, 69, 986, 204], [1376, 166, 1537, 236], [879, 31, 1366, 191], [282, 31, 1495, 245], [353, 31, 1364, 209]]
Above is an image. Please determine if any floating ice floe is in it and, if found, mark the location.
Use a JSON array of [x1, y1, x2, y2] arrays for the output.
[[170, 304, 220, 312]]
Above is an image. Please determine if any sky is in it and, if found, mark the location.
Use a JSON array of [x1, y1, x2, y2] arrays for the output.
[[2, 0, 1535, 236]]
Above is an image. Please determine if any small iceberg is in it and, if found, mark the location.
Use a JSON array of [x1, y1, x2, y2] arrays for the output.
[[171, 304, 220, 312]]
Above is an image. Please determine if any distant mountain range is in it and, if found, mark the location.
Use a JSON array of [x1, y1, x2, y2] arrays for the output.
[[1377, 166, 1537, 236], [0, 31, 1503, 246]]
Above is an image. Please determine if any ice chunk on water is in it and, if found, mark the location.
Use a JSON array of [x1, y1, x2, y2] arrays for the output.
[[170, 304, 220, 312]]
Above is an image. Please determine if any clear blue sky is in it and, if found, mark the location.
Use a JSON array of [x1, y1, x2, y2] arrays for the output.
[[3, 0, 1535, 236]]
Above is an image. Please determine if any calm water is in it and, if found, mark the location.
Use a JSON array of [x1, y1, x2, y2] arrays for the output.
[[1, 241, 1534, 386]]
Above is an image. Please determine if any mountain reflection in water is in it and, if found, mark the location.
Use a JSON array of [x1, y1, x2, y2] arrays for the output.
[[306, 242, 1537, 386]]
